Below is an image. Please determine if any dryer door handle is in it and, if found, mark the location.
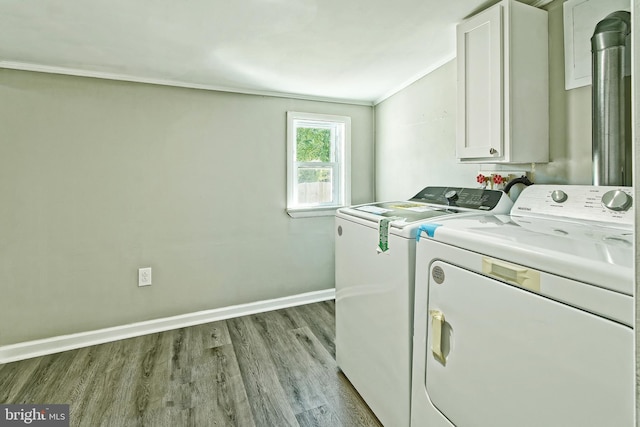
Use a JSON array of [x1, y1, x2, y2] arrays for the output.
[[482, 257, 541, 292], [430, 310, 447, 364]]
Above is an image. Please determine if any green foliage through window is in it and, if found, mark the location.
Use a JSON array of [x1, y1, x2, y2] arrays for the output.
[[296, 128, 331, 162]]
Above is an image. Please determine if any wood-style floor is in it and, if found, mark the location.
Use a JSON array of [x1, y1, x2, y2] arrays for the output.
[[0, 301, 382, 427]]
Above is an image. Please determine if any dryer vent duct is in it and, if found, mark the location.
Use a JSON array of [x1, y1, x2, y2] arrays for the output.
[[591, 11, 631, 186]]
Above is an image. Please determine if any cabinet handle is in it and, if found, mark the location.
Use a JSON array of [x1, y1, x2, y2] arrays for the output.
[[429, 310, 446, 364], [489, 148, 498, 155]]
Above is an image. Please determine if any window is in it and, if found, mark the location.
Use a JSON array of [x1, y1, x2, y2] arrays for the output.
[[287, 112, 351, 217]]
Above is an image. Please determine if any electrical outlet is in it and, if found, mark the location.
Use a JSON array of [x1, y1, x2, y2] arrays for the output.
[[138, 267, 152, 287]]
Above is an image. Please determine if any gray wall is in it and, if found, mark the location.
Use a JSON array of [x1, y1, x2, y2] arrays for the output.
[[374, 60, 479, 199], [0, 69, 374, 346], [374, 0, 592, 201]]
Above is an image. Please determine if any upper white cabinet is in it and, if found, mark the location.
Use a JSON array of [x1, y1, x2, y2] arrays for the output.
[[456, 0, 549, 163]]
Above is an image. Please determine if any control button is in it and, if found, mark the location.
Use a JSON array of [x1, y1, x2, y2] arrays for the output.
[[444, 190, 458, 201], [601, 190, 632, 212], [551, 190, 568, 203], [445, 190, 458, 207]]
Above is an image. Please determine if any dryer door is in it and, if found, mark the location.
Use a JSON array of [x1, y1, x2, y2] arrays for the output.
[[424, 260, 634, 427]]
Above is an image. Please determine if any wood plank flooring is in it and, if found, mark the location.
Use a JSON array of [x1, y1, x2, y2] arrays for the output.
[[0, 300, 382, 427]]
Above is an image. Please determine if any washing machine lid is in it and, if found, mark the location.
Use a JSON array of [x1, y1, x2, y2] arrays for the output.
[[337, 186, 512, 229], [339, 201, 458, 227], [423, 214, 633, 296]]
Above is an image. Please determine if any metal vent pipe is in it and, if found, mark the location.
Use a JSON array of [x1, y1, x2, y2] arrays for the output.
[[591, 11, 631, 186]]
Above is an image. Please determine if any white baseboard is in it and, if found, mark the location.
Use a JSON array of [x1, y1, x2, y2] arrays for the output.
[[0, 288, 335, 364]]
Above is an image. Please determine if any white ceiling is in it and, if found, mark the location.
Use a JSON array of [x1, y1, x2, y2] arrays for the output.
[[0, 0, 551, 104]]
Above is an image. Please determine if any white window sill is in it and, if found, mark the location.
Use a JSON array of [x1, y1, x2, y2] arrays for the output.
[[286, 206, 344, 218]]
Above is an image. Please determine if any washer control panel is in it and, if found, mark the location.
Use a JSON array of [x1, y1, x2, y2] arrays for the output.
[[512, 185, 633, 226]]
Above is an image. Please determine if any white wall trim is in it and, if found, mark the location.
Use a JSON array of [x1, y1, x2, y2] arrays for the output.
[[0, 288, 335, 364], [0, 61, 373, 107]]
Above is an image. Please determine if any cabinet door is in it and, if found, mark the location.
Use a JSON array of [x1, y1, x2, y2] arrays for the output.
[[456, 4, 503, 160]]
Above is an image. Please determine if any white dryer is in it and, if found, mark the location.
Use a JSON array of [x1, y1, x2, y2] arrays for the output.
[[411, 185, 634, 427], [335, 186, 513, 427]]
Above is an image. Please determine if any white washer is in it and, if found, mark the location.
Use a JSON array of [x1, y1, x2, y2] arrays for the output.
[[411, 185, 634, 427], [335, 186, 513, 427]]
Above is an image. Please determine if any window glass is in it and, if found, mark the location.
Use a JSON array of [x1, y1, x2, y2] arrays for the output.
[[297, 168, 334, 205]]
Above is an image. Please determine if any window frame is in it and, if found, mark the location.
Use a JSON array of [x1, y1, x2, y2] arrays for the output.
[[286, 111, 351, 218]]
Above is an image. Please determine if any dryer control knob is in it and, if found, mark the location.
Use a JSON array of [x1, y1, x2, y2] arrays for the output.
[[602, 190, 632, 211], [551, 190, 568, 203]]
